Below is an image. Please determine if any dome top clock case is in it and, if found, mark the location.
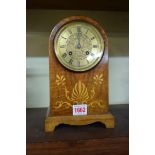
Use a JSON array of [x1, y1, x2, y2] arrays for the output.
[[45, 16, 115, 132]]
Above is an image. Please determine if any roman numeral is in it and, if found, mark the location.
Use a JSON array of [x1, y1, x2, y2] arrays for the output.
[[69, 59, 73, 64], [60, 45, 65, 48], [93, 45, 98, 48], [62, 53, 67, 58], [90, 36, 95, 40], [61, 36, 67, 39], [77, 26, 81, 33], [77, 61, 80, 67], [68, 29, 72, 35], [90, 53, 95, 57]]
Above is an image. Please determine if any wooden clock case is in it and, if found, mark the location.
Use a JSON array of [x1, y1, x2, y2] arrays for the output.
[[45, 16, 115, 132]]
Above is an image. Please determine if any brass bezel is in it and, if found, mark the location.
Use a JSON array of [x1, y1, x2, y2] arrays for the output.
[[54, 21, 105, 72]]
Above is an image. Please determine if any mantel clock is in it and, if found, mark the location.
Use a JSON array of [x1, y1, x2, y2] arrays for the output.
[[45, 16, 115, 132]]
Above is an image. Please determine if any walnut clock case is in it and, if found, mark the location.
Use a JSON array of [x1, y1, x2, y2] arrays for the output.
[[45, 16, 115, 132]]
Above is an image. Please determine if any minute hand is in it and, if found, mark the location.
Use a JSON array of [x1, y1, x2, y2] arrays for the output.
[[77, 33, 81, 49]]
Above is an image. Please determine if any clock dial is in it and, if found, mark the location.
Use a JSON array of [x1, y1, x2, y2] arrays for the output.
[[54, 22, 104, 71]]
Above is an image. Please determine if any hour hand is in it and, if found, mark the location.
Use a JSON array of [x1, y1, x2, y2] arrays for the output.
[[77, 42, 81, 49]]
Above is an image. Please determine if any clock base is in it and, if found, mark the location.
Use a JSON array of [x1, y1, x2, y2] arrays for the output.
[[45, 113, 115, 132]]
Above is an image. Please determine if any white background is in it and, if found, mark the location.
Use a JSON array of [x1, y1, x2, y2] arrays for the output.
[[0, 0, 155, 155]]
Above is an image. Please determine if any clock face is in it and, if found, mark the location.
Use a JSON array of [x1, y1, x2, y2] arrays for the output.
[[54, 21, 105, 72]]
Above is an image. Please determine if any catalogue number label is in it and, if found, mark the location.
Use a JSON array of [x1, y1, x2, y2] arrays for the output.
[[73, 104, 87, 116]]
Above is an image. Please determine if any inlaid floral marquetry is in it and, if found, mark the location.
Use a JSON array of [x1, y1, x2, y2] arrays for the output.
[[55, 75, 66, 86], [93, 74, 103, 85], [54, 74, 106, 112]]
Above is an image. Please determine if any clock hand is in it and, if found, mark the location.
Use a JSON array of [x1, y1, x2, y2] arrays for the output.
[[76, 33, 81, 49]]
